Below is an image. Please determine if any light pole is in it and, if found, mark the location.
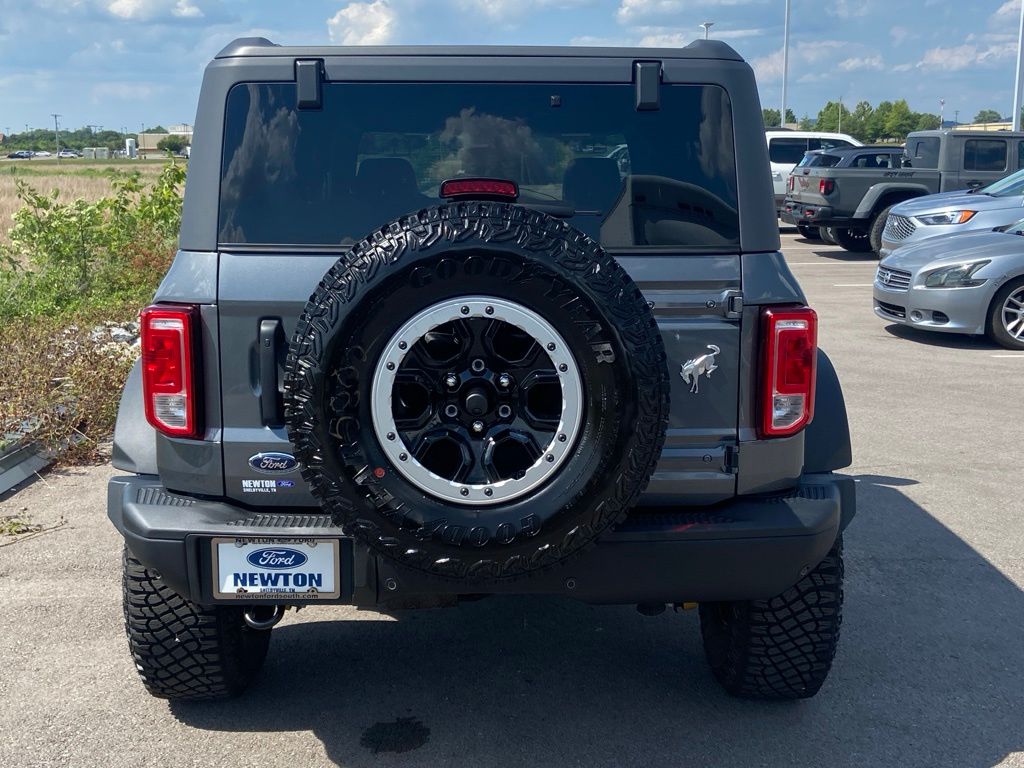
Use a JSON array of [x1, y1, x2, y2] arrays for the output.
[[781, 0, 791, 128], [699, 22, 714, 40], [1014, 0, 1024, 131], [955, 109, 960, 127], [940, 98, 945, 127], [51, 113, 61, 156]]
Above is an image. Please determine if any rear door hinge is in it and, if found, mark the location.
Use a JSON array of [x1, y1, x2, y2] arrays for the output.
[[725, 446, 739, 474]]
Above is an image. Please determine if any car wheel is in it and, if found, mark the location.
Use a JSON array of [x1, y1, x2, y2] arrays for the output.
[[819, 226, 837, 245], [285, 202, 670, 582], [987, 276, 1024, 350], [699, 536, 844, 700], [869, 205, 897, 255], [833, 227, 873, 253], [122, 549, 272, 700], [797, 224, 820, 240]]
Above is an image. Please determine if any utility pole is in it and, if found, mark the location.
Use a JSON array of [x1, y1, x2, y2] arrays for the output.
[[1014, 0, 1024, 131], [781, 0, 791, 128], [940, 98, 945, 127], [838, 97, 843, 134], [51, 113, 61, 157], [955, 109, 960, 127]]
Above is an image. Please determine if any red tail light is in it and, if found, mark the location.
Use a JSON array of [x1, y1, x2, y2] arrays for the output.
[[140, 305, 201, 438], [819, 178, 835, 195], [440, 178, 519, 200], [787, 175, 795, 192], [760, 306, 817, 438]]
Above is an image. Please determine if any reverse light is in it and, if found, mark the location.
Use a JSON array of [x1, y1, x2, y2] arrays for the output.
[[440, 178, 519, 200], [140, 304, 201, 438], [923, 260, 990, 288], [917, 210, 977, 226], [760, 307, 818, 438]]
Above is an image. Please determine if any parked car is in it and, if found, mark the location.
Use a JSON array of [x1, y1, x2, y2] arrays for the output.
[[107, 37, 855, 703], [874, 219, 1024, 348], [57, 149, 79, 158], [879, 167, 1024, 258], [33, 150, 51, 157], [782, 146, 904, 244], [785, 129, 1024, 254], [5, 150, 32, 159], [765, 129, 862, 214]]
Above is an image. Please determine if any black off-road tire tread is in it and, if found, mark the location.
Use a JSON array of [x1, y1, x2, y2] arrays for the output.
[[833, 227, 873, 253], [122, 549, 270, 701], [698, 536, 844, 700], [796, 224, 819, 240], [285, 202, 669, 583], [819, 226, 837, 245], [869, 205, 895, 255], [986, 275, 1024, 350]]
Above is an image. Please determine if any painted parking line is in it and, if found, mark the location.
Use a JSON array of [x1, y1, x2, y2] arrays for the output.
[[991, 354, 1024, 358]]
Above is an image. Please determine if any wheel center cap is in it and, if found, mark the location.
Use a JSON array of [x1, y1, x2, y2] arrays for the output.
[[464, 388, 489, 416]]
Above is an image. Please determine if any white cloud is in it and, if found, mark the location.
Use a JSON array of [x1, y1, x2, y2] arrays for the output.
[[918, 42, 1015, 71], [327, 1, 395, 45], [838, 55, 883, 71], [829, 0, 869, 19], [751, 41, 845, 83], [456, 0, 594, 22], [90, 82, 157, 102], [106, 0, 204, 20], [616, 0, 755, 23], [994, 0, 1020, 22]]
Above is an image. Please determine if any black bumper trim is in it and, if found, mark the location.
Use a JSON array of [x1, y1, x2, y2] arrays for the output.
[[107, 473, 855, 607]]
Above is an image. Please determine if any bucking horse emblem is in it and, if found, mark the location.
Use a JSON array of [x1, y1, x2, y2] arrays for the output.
[[680, 345, 720, 394]]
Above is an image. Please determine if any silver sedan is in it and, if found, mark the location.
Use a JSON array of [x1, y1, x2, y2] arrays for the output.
[[873, 221, 1024, 349], [879, 170, 1024, 258]]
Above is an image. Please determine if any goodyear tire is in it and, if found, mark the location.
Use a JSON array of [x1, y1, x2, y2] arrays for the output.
[[285, 203, 669, 581], [699, 536, 844, 700], [122, 549, 271, 700], [833, 227, 873, 253]]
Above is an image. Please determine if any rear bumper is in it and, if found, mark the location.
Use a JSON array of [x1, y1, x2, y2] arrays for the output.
[[782, 200, 860, 229], [108, 472, 855, 608]]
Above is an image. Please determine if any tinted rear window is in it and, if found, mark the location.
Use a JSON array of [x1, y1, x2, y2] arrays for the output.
[[904, 137, 940, 168], [798, 153, 841, 168], [769, 138, 809, 165], [964, 139, 1007, 172], [219, 82, 739, 250]]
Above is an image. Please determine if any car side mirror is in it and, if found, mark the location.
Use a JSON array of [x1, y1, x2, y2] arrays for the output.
[[966, 181, 984, 191]]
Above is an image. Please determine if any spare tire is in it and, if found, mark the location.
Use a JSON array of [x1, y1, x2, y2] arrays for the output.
[[285, 202, 669, 581]]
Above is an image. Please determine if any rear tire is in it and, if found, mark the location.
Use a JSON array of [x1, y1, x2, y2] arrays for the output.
[[869, 205, 896, 255], [986, 276, 1024, 350], [833, 227, 873, 253], [819, 226, 837, 245], [699, 536, 844, 700], [122, 548, 272, 700], [797, 224, 819, 240]]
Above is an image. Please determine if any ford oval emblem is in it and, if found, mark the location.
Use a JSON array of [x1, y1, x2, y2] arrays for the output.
[[246, 547, 308, 570], [248, 452, 298, 474]]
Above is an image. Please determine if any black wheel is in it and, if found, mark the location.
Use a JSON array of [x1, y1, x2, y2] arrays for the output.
[[123, 549, 271, 700], [819, 226, 837, 245], [285, 202, 670, 582], [797, 224, 820, 240], [987, 276, 1024, 350], [833, 227, 873, 253], [699, 536, 844, 700], [869, 205, 896, 255]]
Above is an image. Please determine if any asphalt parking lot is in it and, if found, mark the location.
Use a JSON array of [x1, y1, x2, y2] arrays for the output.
[[1, 229, 1022, 768]]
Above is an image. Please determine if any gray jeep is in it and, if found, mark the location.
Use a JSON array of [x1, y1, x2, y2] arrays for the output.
[[109, 38, 855, 702]]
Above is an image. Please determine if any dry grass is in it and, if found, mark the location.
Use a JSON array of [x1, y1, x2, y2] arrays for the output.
[[0, 161, 170, 248]]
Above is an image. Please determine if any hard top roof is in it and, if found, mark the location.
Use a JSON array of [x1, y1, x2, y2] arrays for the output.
[[215, 36, 744, 62]]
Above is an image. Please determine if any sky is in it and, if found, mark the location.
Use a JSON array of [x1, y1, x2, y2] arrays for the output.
[[1, 0, 1023, 133]]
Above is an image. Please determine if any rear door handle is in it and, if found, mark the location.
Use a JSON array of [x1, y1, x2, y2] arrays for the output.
[[259, 319, 285, 426]]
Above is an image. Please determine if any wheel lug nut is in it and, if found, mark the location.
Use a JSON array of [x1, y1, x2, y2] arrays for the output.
[[445, 373, 458, 388], [498, 404, 512, 418], [472, 420, 485, 433], [444, 404, 459, 418], [498, 373, 511, 388]]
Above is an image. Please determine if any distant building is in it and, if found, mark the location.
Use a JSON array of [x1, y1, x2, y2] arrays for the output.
[[136, 124, 193, 158]]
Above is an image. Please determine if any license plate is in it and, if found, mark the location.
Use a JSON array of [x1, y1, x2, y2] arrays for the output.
[[211, 537, 341, 600]]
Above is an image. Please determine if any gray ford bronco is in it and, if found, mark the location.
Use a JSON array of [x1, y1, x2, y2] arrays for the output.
[[109, 38, 855, 702]]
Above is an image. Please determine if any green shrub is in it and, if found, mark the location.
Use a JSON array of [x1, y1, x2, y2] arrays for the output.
[[0, 163, 184, 319]]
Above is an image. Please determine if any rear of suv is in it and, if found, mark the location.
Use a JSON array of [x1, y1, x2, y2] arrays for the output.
[[110, 39, 855, 703]]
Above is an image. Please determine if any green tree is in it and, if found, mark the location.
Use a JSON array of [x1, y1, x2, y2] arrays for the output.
[[798, 114, 815, 130], [143, 125, 168, 134], [883, 100, 916, 141], [867, 101, 893, 140], [914, 112, 941, 131], [974, 109, 1003, 124], [156, 134, 188, 154], [762, 108, 780, 127], [815, 101, 852, 133], [845, 101, 874, 142]]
